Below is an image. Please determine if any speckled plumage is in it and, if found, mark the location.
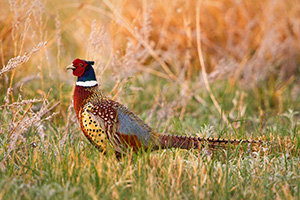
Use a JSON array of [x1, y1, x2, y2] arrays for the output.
[[68, 58, 262, 155], [73, 84, 158, 154]]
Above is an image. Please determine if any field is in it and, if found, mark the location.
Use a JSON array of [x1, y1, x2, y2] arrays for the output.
[[0, 0, 300, 199]]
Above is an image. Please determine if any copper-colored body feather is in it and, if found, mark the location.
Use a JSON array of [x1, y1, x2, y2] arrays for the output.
[[73, 85, 262, 155], [68, 58, 262, 156]]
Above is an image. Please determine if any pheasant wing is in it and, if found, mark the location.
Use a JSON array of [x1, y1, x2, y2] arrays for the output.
[[113, 105, 154, 150]]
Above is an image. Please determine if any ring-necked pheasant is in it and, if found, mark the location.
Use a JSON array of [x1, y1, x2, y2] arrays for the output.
[[67, 58, 261, 155]]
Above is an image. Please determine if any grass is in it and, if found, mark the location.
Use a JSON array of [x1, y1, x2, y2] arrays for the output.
[[0, 0, 300, 199]]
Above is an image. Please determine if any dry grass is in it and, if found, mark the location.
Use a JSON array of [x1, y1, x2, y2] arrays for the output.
[[0, 0, 299, 199]]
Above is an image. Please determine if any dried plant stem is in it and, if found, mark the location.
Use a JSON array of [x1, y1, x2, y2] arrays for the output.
[[9, 23, 19, 105], [100, 50, 113, 75], [8, 70, 16, 104], [112, 87, 123, 101], [109, 80, 120, 97], [0, 40, 4, 67], [183, 16, 193, 81], [44, 7, 82, 50], [18, 17, 31, 56], [135, 66, 170, 80], [44, 101, 61, 116], [155, 0, 175, 50], [8, 103, 33, 138], [230, 55, 249, 86], [56, 13, 63, 117], [39, 50, 45, 98], [196, 0, 228, 124], [103, 0, 178, 82]]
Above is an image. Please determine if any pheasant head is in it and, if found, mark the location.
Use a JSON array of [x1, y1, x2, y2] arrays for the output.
[[67, 58, 98, 87]]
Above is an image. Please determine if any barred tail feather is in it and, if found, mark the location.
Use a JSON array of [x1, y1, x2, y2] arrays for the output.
[[158, 134, 262, 150]]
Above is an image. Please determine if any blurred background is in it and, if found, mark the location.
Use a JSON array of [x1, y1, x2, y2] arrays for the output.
[[0, 0, 299, 144], [0, 1, 300, 199]]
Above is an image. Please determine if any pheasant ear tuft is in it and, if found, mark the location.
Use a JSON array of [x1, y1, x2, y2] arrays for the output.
[[87, 61, 95, 66], [71, 59, 96, 77]]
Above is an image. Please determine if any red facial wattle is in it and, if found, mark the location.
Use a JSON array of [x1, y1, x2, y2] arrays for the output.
[[73, 66, 85, 77], [72, 58, 88, 77]]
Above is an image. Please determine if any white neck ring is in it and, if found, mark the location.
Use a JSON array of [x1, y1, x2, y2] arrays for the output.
[[76, 80, 98, 87]]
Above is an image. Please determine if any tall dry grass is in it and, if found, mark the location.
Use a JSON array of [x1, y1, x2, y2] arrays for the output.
[[2, 0, 299, 82], [0, 0, 299, 172], [0, 1, 299, 199]]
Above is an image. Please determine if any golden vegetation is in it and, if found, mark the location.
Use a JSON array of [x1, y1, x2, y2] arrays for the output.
[[0, 0, 299, 199]]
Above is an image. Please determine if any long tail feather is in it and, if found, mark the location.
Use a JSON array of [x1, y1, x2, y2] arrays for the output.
[[158, 134, 262, 150]]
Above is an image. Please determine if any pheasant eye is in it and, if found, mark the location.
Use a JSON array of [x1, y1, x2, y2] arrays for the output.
[[79, 63, 83, 67]]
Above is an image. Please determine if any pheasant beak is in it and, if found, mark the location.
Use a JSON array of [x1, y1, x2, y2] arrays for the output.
[[66, 64, 76, 70]]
